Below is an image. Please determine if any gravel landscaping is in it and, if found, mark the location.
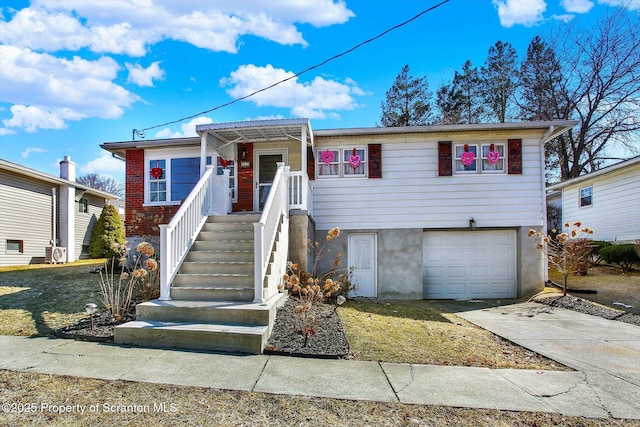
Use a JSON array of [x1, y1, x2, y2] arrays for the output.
[[532, 294, 640, 326]]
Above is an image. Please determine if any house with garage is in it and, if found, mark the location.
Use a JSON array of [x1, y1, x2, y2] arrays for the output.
[[100, 118, 576, 353], [0, 156, 119, 267], [546, 155, 640, 243]]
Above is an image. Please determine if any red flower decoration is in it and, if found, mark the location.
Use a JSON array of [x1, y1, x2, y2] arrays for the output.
[[150, 167, 163, 179]]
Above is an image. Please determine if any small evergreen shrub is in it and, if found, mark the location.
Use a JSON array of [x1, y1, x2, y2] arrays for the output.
[[598, 244, 640, 272], [590, 240, 612, 266], [89, 204, 126, 259]]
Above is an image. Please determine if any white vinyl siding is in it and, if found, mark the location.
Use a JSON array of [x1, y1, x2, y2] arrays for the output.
[[74, 191, 104, 259], [560, 164, 640, 242], [312, 134, 545, 231]]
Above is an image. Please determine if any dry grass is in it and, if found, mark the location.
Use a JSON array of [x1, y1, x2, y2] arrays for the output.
[[549, 265, 640, 315], [2, 370, 634, 427], [340, 300, 564, 369], [0, 261, 104, 336]]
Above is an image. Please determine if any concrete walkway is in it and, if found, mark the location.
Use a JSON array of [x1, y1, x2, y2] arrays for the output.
[[1, 302, 639, 420]]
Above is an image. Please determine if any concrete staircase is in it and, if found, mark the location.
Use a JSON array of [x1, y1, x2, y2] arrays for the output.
[[115, 214, 287, 354]]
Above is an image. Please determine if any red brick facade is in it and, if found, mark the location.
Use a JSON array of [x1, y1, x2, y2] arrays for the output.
[[125, 149, 180, 238]]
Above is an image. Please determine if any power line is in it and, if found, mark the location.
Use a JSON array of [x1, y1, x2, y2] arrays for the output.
[[134, 0, 451, 138]]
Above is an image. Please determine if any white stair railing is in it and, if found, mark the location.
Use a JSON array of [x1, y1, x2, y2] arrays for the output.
[[159, 166, 230, 300], [254, 163, 289, 303], [288, 171, 313, 216]]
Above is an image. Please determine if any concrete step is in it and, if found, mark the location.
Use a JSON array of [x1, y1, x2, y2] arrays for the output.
[[184, 250, 253, 263], [114, 321, 268, 354], [207, 214, 260, 224], [172, 273, 252, 287], [191, 240, 253, 252], [200, 222, 254, 232], [197, 230, 254, 241], [178, 261, 253, 275], [170, 286, 254, 301], [135, 299, 278, 325]]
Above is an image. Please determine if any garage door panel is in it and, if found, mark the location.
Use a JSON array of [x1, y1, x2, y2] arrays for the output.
[[423, 230, 516, 299]]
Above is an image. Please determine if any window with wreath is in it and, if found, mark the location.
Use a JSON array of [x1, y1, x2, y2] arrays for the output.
[[216, 157, 237, 201], [148, 156, 225, 204], [317, 148, 367, 178], [454, 143, 505, 174]]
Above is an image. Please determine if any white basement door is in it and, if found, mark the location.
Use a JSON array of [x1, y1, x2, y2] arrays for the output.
[[423, 230, 516, 299]]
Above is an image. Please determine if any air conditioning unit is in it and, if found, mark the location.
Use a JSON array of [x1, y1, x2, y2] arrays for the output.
[[45, 246, 67, 264]]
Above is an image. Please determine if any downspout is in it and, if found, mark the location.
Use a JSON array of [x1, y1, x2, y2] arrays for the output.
[[51, 187, 57, 246], [540, 125, 555, 282]]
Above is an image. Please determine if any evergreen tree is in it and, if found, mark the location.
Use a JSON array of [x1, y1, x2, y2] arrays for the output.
[[435, 82, 462, 124], [380, 65, 433, 126], [89, 204, 126, 259], [481, 41, 518, 123], [451, 60, 485, 124]]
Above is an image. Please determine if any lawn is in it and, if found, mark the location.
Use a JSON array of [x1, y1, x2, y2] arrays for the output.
[[548, 265, 640, 315], [0, 260, 104, 336]]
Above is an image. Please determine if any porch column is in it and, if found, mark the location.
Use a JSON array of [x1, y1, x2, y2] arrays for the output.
[[200, 132, 207, 177]]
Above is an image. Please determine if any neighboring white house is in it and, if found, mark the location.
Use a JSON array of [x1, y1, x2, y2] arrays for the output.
[[0, 156, 120, 267], [546, 155, 640, 243]]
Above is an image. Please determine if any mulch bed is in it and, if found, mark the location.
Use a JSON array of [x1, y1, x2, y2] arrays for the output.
[[532, 294, 640, 326], [265, 296, 350, 359], [53, 305, 137, 342]]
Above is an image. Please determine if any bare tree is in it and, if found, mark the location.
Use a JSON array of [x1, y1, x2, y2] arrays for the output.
[[78, 173, 124, 198]]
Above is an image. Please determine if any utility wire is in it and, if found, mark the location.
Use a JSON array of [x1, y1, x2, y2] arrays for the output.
[[135, 0, 451, 137]]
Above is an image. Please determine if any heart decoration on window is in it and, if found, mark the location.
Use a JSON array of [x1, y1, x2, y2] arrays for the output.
[[150, 161, 163, 179], [461, 144, 475, 166], [219, 158, 232, 168], [486, 144, 500, 165], [349, 148, 361, 169], [321, 150, 334, 164]]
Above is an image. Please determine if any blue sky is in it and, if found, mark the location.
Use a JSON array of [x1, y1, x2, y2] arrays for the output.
[[1, 0, 638, 187]]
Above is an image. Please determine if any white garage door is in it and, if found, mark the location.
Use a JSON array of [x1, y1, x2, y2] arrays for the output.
[[423, 230, 516, 299]]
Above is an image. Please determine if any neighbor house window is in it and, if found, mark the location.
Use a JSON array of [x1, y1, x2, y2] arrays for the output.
[[78, 198, 88, 213], [6, 239, 23, 253], [454, 143, 506, 174], [580, 186, 592, 207], [317, 148, 367, 178]]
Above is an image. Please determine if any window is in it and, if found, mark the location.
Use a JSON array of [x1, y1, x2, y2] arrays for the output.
[[6, 239, 23, 253], [216, 157, 237, 202], [78, 198, 88, 213], [147, 156, 219, 204], [580, 186, 592, 207], [149, 159, 167, 202], [454, 143, 505, 174], [317, 148, 367, 178]]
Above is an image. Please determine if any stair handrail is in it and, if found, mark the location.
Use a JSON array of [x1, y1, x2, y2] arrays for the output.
[[254, 163, 289, 303], [159, 166, 230, 300]]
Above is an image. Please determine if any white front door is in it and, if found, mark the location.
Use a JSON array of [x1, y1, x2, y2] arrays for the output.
[[348, 233, 377, 298], [253, 149, 287, 211]]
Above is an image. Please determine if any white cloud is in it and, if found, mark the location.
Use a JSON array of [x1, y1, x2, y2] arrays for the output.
[[553, 14, 576, 22], [0, 46, 139, 132], [80, 150, 126, 179], [21, 146, 48, 158], [562, 0, 595, 13], [1, 1, 354, 56], [221, 64, 363, 119], [493, 0, 547, 27], [154, 116, 213, 138], [126, 61, 165, 87], [598, 0, 640, 9]]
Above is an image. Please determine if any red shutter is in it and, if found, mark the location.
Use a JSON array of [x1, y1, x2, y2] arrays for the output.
[[307, 146, 315, 180], [368, 144, 382, 178], [438, 141, 453, 176], [508, 139, 522, 174]]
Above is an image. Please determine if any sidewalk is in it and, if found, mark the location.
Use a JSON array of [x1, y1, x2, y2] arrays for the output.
[[1, 302, 639, 420]]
